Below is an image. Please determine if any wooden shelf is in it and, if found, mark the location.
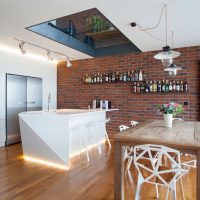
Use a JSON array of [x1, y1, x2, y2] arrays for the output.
[[86, 29, 120, 40]]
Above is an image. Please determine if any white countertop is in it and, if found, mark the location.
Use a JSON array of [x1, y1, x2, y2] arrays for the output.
[[20, 108, 119, 115]]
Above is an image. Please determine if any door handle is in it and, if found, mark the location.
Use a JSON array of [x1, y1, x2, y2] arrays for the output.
[[25, 102, 36, 104]]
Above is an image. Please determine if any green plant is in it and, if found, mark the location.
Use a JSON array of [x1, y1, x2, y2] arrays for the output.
[[86, 15, 105, 32], [158, 102, 183, 116]]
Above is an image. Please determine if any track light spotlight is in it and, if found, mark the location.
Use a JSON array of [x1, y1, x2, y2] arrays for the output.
[[66, 57, 72, 67], [19, 42, 26, 55], [47, 51, 53, 61]]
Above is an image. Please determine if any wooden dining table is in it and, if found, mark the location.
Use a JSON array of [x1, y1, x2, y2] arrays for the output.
[[113, 120, 200, 200]]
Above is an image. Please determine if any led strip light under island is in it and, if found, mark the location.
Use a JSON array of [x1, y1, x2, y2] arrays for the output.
[[19, 109, 117, 170]]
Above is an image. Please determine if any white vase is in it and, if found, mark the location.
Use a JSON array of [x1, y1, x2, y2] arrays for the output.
[[164, 114, 173, 128]]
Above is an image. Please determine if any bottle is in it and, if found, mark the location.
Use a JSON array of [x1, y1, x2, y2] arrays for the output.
[[169, 82, 173, 92], [111, 72, 115, 82], [172, 80, 176, 91], [165, 80, 169, 92], [97, 73, 100, 82], [145, 81, 149, 93], [153, 81, 157, 92], [102, 73, 106, 82], [140, 84, 145, 93], [93, 74, 97, 83], [88, 74, 91, 83], [115, 72, 119, 82], [108, 73, 111, 82], [123, 72, 127, 82], [157, 81, 162, 92], [127, 71, 131, 82], [83, 74, 87, 83], [133, 82, 137, 93], [183, 79, 188, 92], [139, 70, 143, 81], [135, 70, 139, 81], [131, 71, 135, 82], [162, 80, 165, 92], [119, 73, 123, 82], [180, 81, 184, 92], [136, 83, 140, 93], [91, 75, 94, 83], [99, 74, 103, 83], [176, 81, 180, 92], [149, 81, 153, 92], [105, 74, 109, 82]]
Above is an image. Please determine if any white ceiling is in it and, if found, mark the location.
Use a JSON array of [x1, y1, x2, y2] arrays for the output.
[[0, 0, 199, 61]]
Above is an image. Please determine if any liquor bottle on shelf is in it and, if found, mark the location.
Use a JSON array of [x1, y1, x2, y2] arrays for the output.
[[176, 81, 180, 92], [133, 82, 137, 93], [180, 81, 184, 92], [115, 72, 119, 82], [162, 80, 165, 92], [172, 80, 176, 91], [109, 73, 112, 82], [105, 74, 109, 82], [153, 81, 157, 92], [123, 72, 127, 82], [112, 72, 115, 82], [102, 73, 106, 82], [149, 81, 153, 92], [169, 82, 173, 92], [99, 74, 103, 83], [145, 81, 149, 93], [91, 74, 94, 83], [131, 71, 135, 82], [140, 84, 145, 93], [136, 83, 140, 93], [135, 70, 139, 81], [157, 81, 162, 92], [97, 73, 100, 83], [93, 74, 97, 83], [139, 70, 143, 81], [165, 80, 169, 92], [119, 73, 123, 82], [183, 79, 188, 92], [127, 71, 131, 82]]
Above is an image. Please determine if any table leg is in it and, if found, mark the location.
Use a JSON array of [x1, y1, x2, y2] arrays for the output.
[[114, 141, 124, 200], [197, 149, 200, 200]]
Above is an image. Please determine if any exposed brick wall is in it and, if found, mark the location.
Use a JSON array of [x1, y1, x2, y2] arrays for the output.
[[57, 46, 200, 134]]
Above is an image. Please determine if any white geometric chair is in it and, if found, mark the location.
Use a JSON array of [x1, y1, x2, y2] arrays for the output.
[[130, 120, 139, 127], [134, 144, 188, 200], [119, 125, 130, 132]]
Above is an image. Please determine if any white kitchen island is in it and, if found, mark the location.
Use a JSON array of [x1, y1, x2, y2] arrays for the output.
[[19, 109, 117, 169]]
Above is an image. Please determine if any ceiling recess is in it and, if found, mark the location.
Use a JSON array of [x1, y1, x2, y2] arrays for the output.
[[26, 8, 141, 57]]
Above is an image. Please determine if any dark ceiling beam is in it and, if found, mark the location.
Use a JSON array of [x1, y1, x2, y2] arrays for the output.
[[27, 23, 96, 57]]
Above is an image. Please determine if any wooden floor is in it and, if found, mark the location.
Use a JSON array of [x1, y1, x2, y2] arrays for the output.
[[0, 142, 196, 200]]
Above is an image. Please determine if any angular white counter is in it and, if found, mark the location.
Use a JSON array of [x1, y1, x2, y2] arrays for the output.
[[19, 109, 117, 169]]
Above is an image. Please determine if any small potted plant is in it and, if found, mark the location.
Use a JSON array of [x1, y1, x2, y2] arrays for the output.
[[159, 102, 183, 128]]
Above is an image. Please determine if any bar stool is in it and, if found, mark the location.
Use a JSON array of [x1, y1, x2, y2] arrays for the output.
[[84, 121, 102, 162], [130, 120, 139, 127]]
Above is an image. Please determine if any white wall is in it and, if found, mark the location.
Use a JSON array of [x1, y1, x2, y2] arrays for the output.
[[0, 50, 57, 147]]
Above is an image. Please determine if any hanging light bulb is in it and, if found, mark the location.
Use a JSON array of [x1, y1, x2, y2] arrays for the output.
[[47, 51, 53, 61], [154, 5, 180, 66], [19, 42, 26, 55], [66, 57, 72, 67]]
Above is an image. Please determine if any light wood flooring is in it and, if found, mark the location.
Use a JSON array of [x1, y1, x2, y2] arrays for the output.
[[0, 142, 196, 200]]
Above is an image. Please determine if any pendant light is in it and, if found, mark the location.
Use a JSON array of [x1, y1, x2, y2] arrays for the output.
[[154, 5, 180, 66]]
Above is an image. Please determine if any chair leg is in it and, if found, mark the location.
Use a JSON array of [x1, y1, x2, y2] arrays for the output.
[[155, 184, 159, 199], [105, 131, 111, 149], [166, 187, 169, 200], [180, 178, 185, 200], [98, 143, 102, 155], [135, 182, 142, 200]]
